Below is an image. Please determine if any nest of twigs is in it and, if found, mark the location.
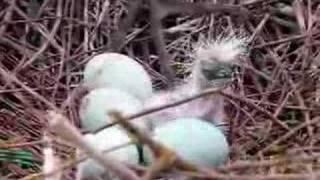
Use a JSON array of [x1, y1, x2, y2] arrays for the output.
[[0, 0, 319, 179]]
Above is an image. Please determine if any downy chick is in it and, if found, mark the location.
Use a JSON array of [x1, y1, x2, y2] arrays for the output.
[[144, 35, 247, 132]]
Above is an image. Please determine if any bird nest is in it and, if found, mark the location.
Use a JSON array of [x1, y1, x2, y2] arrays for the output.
[[0, 0, 319, 179]]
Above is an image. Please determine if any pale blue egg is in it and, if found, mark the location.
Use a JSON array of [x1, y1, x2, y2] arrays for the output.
[[79, 88, 149, 132], [83, 53, 153, 101], [78, 126, 140, 178], [144, 118, 229, 167]]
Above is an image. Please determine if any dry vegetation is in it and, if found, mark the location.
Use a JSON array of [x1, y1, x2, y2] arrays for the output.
[[0, 0, 319, 179]]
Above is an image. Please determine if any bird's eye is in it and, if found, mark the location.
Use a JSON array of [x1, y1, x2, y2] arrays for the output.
[[201, 64, 233, 80], [216, 69, 232, 78]]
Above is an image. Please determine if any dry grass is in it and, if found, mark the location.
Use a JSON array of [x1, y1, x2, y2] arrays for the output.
[[0, 0, 319, 179]]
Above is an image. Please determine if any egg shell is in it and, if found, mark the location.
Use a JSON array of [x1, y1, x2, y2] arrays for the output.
[[83, 53, 153, 101], [143, 118, 229, 167], [77, 126, 140, 178], [79, 87, 149, 132]]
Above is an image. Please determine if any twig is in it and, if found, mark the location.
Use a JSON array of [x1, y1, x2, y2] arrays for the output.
[[109, 0, 143, 52], [110, 111, 200, 179], [0, 0, 15, 37], [47, 111, 140, 180], [42, 133, 62, 180], [253, 34, 309, 49], [221, 91, 290, 131], [22, 141, 136, 180], [149, 0, 176, 88], [91, 88, 223, 133], [259, 116, 320, 154], [0, 66, 58, 111], [16, 0, 63, 71], [153, 0, 249, 18], [218, 155, 320, 171], [179, 170, 320, 180]]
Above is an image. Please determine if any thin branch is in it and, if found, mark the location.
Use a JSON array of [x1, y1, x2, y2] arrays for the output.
[[110, 111, 201, 179], [259, 116, 320, 154], [91, 88, 223, 133], [109, 0, 143, 52], [47, 111, 140, 180], [221, 91, 290, 131], [0, 66, 58, 111], [154, 0, 249, 19], [149, 0, 176, 88]]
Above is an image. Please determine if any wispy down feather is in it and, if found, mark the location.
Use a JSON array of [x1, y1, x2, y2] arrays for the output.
[[145, 35, 248, 132], [193, 34, 248, 63]]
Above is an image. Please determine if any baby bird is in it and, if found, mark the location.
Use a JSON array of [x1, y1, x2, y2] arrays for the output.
[[144, 35, 247, 132]]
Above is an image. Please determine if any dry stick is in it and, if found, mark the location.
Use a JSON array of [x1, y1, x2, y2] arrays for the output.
[[83, 0, 89, 52], [0, 16, 94, 26], [0, 66, 58, 111], [14, 4, 64, 52], [218, 155, 320, 172], [1, 4, 64, 90], [228, 98, 257, 126], [0, 35, 40, 58], [0, 64, 40, 112], [18, 0, 63, 72], [60, 84, 89, 110], [179, 170, 320, 180], [51, 46, 108, 79], [110, 111, 200, 180], [61, 84, 86, 129], [12, 5, 64, 58], [220, 91, 290, 131], [66, 0, 76, 82], [42, 133, 62, 180], [273, 88, 296, 117], [0, 84, 79, 93], [47, 112, 140, 180], [250, 100, 313, 111], [148, 0, 249, 88], [109, 0, 143, 52], [238, 63, 273, 82], [295, 89, 314, 146], [22, 141, 136, 180], [92, 87, 289, 134], [113, 0, 250, 88], [278, 59, 315, 147], [92, 88, 223, 134], [154, 0, 249, 18], [50, 0, 66, 102], [114, 0, 250, 88], [34, 0, 53, 19], [142, 149, 177, 180], [301, 1, 317, 150], [253, 34, 309, 49], [248, 13, 270, 43], [0, 140, 45, 148], [259, 116, 320, 154], [162, 2, 249, 27], [88, 0, 110, 42], [242, 0, 279, 6], [0, 0, 15, 37], [149, 0, 176, 88]]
